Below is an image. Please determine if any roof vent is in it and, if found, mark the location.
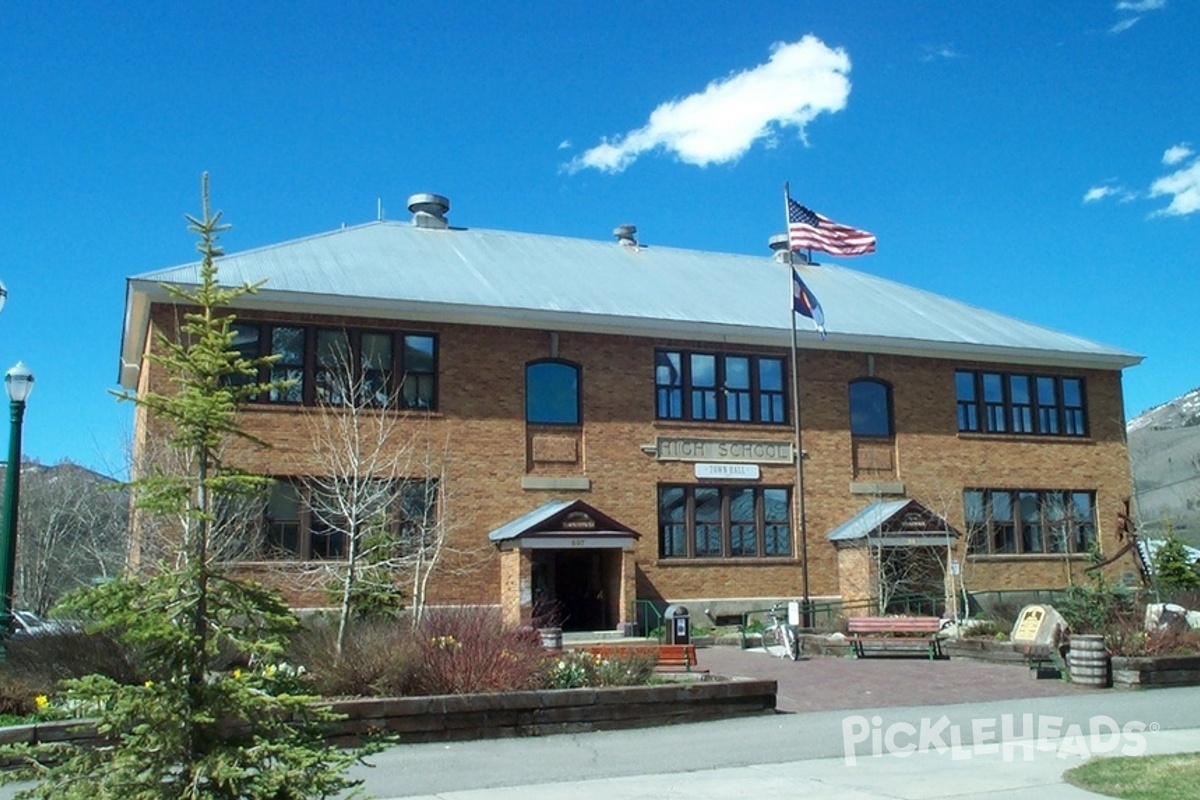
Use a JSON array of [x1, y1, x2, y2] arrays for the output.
[[614, 224, 638, 247], [408, 193, 450, 229], [770, 233, 807, 264]]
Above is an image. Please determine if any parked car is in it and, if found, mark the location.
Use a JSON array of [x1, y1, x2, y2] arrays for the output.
[[10, 610, 78, 637]]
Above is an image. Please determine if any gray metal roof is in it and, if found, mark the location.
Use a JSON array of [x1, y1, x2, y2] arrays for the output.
[[488, 500, 576, 543], [120, 220, 1142, 387], [827, 500, 915, 542]]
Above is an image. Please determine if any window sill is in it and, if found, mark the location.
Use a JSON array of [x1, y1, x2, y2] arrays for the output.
[[956, 432, 1092, 444], [655, 557, 797, 567], [653, 419, 791, 433], [967, 553, 1092, 562]]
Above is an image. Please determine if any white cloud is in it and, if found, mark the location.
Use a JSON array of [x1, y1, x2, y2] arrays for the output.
[[921, 44, 961, 62], [567, 36, 851, 174], [1111, 0, 1166, 34], [557, 139, 572, 150], [1163, 143, 1193, 165], [1115, 0, 1165, 11], [1150, 157, 1200, 216], [1084, 185, 1119, 203]]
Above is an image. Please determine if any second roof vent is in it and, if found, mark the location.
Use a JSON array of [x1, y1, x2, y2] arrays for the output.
[[408, 193, 450, 229], [614, 224, 638, 247]]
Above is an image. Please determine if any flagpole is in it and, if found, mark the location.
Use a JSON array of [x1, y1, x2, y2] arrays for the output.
[[784, 183, 812, 629]]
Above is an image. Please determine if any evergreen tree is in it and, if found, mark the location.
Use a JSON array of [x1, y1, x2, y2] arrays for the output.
[[0, 175, 370, 799], [1152, 529, 1200, 594]]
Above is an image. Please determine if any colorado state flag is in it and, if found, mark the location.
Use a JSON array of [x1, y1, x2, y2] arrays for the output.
[[792, 268, 826, 339]]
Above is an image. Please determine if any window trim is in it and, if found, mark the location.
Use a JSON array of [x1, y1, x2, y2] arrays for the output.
[[964, 488, 1097, 556], [848, 378, 894, 438], [525, 358, 582, 426], [657, 484, 793, 560], [955, 369, 1088, 437], [258, 477, 438, 562], [654, 349, 788, 425], [230, 321, 439, 410]]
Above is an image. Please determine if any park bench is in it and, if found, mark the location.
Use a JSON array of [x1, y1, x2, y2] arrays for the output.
[[579, 643, 704, 673], [846, 616, 946, 660]]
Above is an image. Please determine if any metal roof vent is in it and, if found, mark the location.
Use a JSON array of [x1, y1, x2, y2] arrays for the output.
[[408, 193, 450, 229], [614, 224, 638, 248], [770, 233, 807, 264]]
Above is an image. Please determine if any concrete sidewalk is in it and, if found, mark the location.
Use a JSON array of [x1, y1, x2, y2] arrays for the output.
[[369, 727, 1200, 799], [345, 647, 1200, 799]]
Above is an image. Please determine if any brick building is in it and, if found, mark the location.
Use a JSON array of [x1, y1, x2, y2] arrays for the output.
[[119, 194, 1142, 631]]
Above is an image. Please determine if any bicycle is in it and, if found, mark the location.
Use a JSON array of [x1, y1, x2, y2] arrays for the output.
[[766, 604, 800, 661]]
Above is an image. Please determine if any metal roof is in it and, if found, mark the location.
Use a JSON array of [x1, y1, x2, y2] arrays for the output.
[[120, 220, 1142, 387], [827, 500, 915, 542], [487, 500, 576, 543]]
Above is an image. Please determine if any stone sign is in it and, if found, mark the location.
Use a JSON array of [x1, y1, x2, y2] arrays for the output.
[[1010, 604, 1067, 652]]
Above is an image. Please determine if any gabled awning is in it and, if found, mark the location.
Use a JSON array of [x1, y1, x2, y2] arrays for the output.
[[828, 499, 960, 548], [488, 499, 640, 551]]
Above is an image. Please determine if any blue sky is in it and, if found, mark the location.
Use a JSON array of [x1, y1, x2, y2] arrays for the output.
[[1, 2, 1197, 476]]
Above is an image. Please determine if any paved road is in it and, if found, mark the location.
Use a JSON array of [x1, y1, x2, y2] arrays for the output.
[[4, 647, 1198, 799], [336, 647, 1200, 799]]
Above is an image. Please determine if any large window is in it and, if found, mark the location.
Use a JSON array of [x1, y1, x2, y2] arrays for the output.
[[261, 478, 436, 561], [658, 485, 791, 559], [964, 488, 1096, 556], [230, 321, 437, 409], [655, 350, 787, 425], [955, 370, 1087, 437], [849, 379, 893, 437], [526, 359, 581, 425]]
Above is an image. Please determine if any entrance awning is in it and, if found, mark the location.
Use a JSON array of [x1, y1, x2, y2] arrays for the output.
[[828, 499, 960, 548], [488, 499, 641, 551]]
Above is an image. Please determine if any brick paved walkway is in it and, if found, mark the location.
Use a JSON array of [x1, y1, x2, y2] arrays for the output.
[[696, 644, 1095, 713]]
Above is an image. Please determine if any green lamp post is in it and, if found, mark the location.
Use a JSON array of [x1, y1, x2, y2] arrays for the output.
[[0, 361, 34, 658]]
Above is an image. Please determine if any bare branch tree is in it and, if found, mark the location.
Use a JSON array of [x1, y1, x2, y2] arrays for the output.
[[294, 344, 481, 653], [10, 459, 129, 614]]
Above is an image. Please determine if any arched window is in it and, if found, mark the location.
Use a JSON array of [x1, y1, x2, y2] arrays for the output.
[[526, 360, 581, 425], [849, 378, 893, 437]]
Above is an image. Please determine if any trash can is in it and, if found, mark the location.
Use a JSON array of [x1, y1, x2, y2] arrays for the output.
[[664, 604, 690, 645]]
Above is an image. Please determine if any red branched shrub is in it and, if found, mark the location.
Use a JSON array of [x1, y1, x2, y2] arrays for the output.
[[412, 606, 550, 695]]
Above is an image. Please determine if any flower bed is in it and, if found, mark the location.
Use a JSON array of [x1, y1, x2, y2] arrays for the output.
[[0, 678, 778, 748]]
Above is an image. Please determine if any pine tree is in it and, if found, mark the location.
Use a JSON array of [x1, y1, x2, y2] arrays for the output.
[[1153, 528, 1200, 594], [0, 175, 370, 799]]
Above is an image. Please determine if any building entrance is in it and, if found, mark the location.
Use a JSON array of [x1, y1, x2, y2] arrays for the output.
[[532, 549, 618, 631]]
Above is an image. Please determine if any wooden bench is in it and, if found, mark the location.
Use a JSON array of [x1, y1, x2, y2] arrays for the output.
[[846, 616, 945, 660], [579, 644, 704, 673]]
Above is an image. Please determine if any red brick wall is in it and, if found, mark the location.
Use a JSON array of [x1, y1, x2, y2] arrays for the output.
[[134, 304, 1137, 608]]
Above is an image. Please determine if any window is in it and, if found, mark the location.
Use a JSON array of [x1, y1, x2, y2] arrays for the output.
[[955, 370, 1087, 437], [270, 326, 306, 403], [657, 485, 792, 559], [260, 478, 436, 561], [964, 488, 1096, 556], [228, 321, 438, 409], [849, 379, 893, 437], [526, 360, 580, 424], [654, 349, 788, 425]]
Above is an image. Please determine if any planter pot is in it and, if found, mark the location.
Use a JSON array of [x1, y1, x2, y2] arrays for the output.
[[539, 627, 563, 650], [1066, 634, 1110, 687]]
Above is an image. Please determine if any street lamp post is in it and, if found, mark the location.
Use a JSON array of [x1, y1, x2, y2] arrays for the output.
[[0, 361, 34, 657]]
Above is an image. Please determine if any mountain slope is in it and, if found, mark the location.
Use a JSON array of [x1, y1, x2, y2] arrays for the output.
[[1128, 387, 1200, 546]]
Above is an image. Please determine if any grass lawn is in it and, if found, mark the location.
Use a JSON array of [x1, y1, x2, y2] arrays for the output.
[[1064, 752, 1200, 799]]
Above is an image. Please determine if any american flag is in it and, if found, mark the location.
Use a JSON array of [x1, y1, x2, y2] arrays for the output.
[[787, 198, 876, 257]]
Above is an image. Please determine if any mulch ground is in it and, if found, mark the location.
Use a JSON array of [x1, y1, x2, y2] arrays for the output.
[[696, 645, 1096, 714]]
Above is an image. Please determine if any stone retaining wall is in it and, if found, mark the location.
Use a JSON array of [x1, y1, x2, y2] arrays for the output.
[[0, 678, 777, 749], [1111, 654, 1200, 689]]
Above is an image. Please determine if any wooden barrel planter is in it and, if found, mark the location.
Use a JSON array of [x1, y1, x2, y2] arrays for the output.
[[1067, 634, 1110, 687], [539, 627, 563, 650]]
